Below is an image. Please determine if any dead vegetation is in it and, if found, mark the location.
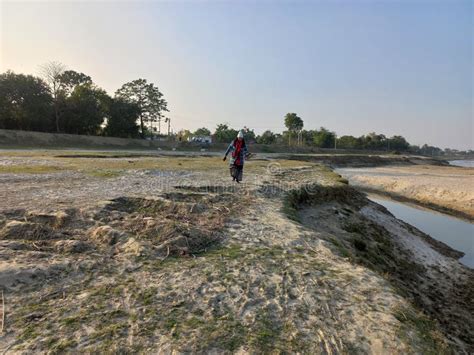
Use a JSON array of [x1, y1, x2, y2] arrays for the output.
[[0, 189, 240, 259], [97, 192, 238, 257]]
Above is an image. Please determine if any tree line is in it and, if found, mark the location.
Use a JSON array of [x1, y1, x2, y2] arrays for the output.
[[0, 62, 168, 138], [0, 65, 469, 155], [187, 113, 468, 156]]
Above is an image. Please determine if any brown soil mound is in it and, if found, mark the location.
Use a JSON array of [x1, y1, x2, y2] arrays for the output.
[[100, 194, 234, 257], [0, 221, 60, 240], [88, 225, 127, 246]]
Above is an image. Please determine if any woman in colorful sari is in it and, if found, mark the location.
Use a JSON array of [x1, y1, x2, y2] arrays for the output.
[[223, 130, 249, 183]]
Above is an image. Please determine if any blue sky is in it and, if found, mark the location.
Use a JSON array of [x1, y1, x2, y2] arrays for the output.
[[1, 0, 472, 149]]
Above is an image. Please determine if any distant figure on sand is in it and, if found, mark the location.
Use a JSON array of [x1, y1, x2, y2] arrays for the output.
[[223, 130, 249, 183]]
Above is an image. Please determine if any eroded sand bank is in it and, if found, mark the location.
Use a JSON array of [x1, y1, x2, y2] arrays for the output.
[[338, 165, 474, 220]]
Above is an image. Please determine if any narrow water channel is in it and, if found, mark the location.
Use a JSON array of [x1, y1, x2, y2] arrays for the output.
[[449, 160, 474, 168], [369, 197, 474, 268], [336, 166, 474, 269]]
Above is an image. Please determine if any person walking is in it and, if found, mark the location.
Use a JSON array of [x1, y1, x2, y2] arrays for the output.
[[223, 130, 249, 183]]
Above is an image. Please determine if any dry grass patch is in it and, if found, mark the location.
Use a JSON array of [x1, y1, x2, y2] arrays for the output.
[[100, 192, 239, 257], [1, 149, 320, 177], [0, 165, 64, 174]]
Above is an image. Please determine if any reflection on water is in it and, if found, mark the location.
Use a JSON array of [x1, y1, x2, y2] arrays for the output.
[[370, 197, 474, 268]]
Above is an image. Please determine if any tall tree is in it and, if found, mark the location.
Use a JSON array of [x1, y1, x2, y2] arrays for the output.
[[105, 98, 140, 138], [115, 79, 168, 138], [388, 135, 409, 151], [337, 135, 362, 149], [242, 126, 257, 142], [39, 61, 66, 132], [62, 84, 110, 135], [257, 130, 276, 144], [214, 124, 238, 143], [193, 127, 211, 136], [284, 113, 303, 145], [362, 132, 387, 150], [313, 127, 336, 148], [0, 71, 53, 131], [58, 70, 92, 95], [177, 129, 192, 142], [300, 130, 317, 145]]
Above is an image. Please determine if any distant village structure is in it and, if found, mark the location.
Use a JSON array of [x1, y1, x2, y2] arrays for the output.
[[189, 136, 212, 144]]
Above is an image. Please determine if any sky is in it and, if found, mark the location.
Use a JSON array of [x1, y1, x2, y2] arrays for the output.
[[1, 0, 472, 150]]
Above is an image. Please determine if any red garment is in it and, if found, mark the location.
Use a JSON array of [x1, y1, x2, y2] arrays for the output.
[[233, 139, 243, 165]]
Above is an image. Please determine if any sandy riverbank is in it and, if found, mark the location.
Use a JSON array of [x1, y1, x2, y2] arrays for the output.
[[338, 165, 474, 221], [0, 151, 472, 353]]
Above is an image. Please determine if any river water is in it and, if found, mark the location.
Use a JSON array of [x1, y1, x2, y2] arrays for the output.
[[449, 160, 474, 168], [370, 197, 474, 268], [337, 167, 474, 268]]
